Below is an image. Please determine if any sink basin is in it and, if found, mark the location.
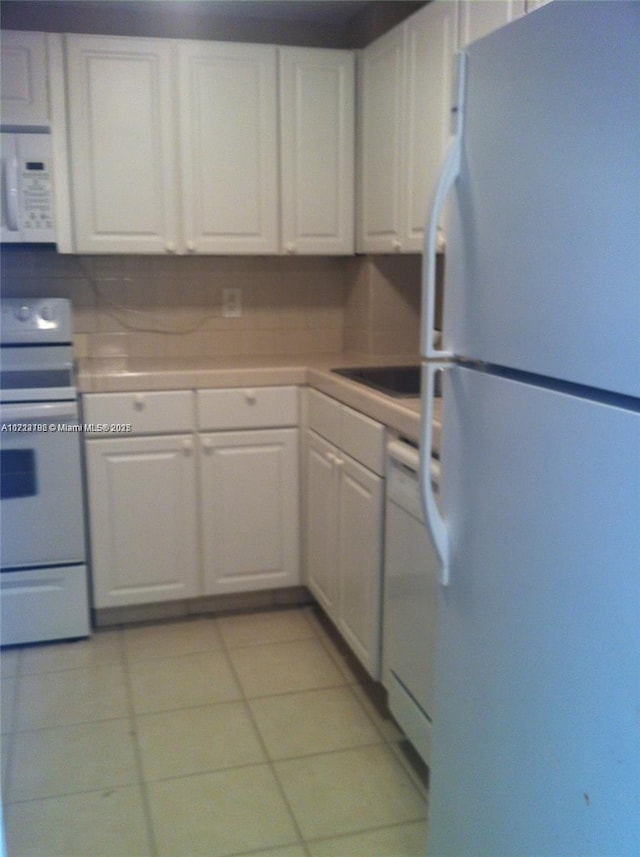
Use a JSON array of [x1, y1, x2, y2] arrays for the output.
[[332, 365, 421, 398]]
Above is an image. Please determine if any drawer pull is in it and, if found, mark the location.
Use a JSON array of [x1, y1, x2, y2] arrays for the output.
[[245, 389, 257, 405], [181, 439, 193, 455]]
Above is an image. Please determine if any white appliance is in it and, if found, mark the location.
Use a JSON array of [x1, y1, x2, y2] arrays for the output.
[[1, 132, 55, 242], [419, 3, 640, 855], [383, 438, 440, 765], [0, 298, 90, 645]]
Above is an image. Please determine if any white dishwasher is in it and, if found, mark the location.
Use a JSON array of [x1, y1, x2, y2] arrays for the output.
[[383, 438, 440, 765]]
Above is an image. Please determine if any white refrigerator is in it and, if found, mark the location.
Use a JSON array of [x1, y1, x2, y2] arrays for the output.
[[419, 3, 640, 855]]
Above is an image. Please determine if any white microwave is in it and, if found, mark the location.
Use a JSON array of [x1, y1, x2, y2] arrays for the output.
[[1, 132, 55, 243]]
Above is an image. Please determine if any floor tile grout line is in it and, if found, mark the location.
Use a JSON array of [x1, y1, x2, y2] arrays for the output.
[[217, 616, 310, 855], [6, 712, 134, 737], [217, 632, 318, 652], [2, 780, 148, 809], [302, 816, 430, 848], [120, 627, 160, 857]]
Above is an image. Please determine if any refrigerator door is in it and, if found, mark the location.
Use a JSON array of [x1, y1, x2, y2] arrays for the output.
[[428, 365, 640, 856], [443, 1, 640, 397]]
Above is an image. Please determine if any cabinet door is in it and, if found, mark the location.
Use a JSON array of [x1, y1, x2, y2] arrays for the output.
[[1, 31, 49, 126], [280, 47, 355, 255], [178, 41, 278, 254], [337, 454, 384, 678], [458, 1, 526, 49], [306, 430, 339, 619], [85, 435, 198, 608], [403, 0, 458, 252], [357, 24, 404, 253], [200, 429, 299, 594], [66, 35, 180, 253]]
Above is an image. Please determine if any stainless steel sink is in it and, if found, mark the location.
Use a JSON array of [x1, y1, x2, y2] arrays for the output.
[[332, 365, 421, 398]]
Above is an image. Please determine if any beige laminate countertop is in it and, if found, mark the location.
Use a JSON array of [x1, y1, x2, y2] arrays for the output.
[[77, 353, 428, 442]]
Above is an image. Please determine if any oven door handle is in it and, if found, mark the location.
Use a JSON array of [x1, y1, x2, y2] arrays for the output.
[[0, 401, 79, 425]]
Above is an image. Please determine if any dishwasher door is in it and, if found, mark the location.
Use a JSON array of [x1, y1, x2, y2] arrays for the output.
[[383, 440, 440, 765]]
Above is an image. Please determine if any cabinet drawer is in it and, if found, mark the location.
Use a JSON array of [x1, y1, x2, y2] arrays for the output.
[[197, 386, 298, 430], [341, 405, 386, 476], [82, 391, 194, 435], [308, 388, 341, 445]]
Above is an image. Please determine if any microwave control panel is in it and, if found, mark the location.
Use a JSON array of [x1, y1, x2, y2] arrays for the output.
[[21, 157, 54, 237]]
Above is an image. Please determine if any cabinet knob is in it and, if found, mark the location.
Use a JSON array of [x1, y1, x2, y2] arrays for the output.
[[245, 389, 257, 405], [186, 240, 196, 253], [201, 437, 213, 452], [165, 241, 176, 253], [133, 394, 145, 411], [181, 438, 193, 455], [392, 239, 402, 252], [285, 242, 296, 255]]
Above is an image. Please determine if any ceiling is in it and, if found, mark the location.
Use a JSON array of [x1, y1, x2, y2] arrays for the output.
[[157, 2, 375, 26], [0, 1, 427, 48], [3, 1, 374, 27]]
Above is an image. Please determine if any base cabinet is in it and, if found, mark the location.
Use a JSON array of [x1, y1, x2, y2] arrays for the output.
[[305, 390, 385, 678], [83, 386, 300, 610], [200, 428, 300, 594], [85, 433, 198, 608], [306, 431, 340, 617]]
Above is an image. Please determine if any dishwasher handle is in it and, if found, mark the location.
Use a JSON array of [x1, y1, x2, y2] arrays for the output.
[[387, 439, 420, 472]]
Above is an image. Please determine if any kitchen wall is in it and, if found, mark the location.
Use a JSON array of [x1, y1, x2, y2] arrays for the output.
[[345, 255, 422, 356], [0, 247, 422, 361]]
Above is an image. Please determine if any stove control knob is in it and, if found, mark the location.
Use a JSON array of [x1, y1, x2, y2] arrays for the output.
[[39, 304, 55, 322], [15, 305, 31, 322]]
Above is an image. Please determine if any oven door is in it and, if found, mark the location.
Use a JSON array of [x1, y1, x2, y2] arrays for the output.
[[0, 401, 86, 569]]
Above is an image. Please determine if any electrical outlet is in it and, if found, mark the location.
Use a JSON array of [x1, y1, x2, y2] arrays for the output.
[[222, 287, 242, 318]]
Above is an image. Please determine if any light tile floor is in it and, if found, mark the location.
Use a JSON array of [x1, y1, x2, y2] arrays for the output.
[[1, 606, 428, 857]]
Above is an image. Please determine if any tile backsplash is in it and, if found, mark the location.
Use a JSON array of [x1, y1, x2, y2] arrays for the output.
[[344, 255, 422, 357], [0, 247, 422, 361]]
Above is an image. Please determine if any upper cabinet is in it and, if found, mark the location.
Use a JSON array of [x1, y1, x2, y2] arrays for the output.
[[458, 1, 525, 49], [63, 34, 353, 255], [279, 47, 355, 256], [356, 24, 404, 254], [357, 0, 457, 254], [66, 35, 275, 255], [0, 31, 49, 127], [66, 36, 181, 254], [177, 41, 278, 254]]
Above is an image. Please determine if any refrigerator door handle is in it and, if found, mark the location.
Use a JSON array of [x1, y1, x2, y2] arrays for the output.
[[421, 52, 466, 360], [420, 362, 451, 586]]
